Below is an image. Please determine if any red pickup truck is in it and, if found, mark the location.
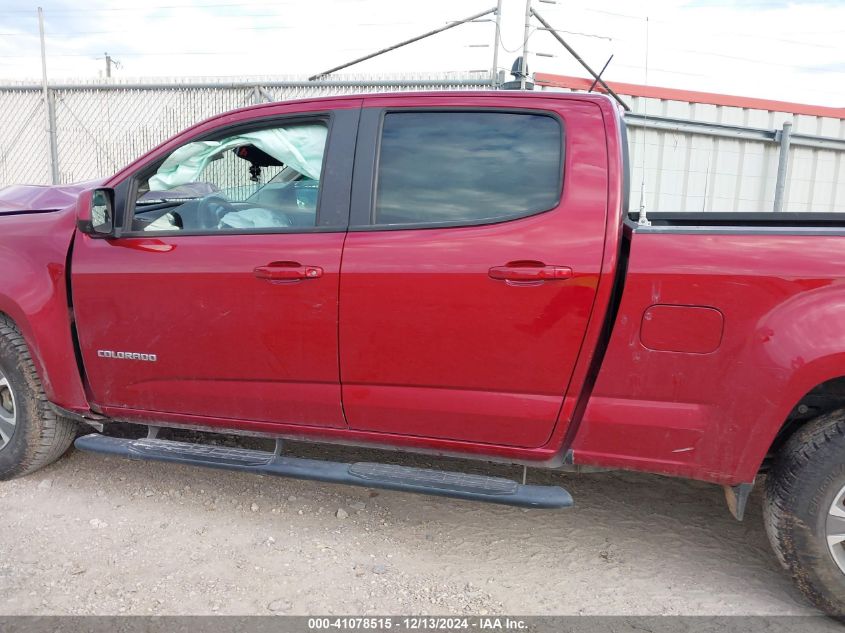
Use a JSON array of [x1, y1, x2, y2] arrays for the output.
[[1, 90, 844, 614]]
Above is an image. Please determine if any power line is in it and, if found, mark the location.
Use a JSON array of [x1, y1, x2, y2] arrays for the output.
[[498, 27, 539, 53], [0, 25, 297, 37], [529, 27, 842, 73], [565, 5, 842, 50], [0, 51, 286, 59], [0, 1, 297, 14], [0, 21, 459, 37], [0, 16, 491, 37], [0, 39, 497, 59], [611, 62, 705, 78], [543, 28, 612, 42]]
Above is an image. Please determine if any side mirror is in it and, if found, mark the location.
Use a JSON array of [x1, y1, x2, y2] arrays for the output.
[[76, 188, 115, 238]]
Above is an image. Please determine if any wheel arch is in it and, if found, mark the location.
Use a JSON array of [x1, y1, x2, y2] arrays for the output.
[[730, 281, 845, 483], [0, 304, 47, 389], [0, 297, 87, 413], [766, 375, 845, 470], [735, 360, 845, 484]]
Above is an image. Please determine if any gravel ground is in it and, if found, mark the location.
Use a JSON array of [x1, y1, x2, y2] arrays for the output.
[[0, 425, 827, 617]]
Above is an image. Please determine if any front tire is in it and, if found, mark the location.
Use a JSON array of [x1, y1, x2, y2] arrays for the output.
[[764, 409, 845, 617], [0, 315, 76, 479]]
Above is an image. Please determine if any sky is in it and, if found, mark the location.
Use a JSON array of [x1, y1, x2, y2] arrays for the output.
[[0, 0, 842, 106]]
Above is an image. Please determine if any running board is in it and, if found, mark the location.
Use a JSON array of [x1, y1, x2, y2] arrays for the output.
[[74, 434, 573, 509]]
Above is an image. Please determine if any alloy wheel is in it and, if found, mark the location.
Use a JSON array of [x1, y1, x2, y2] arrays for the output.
[[0, 370, 16, 451], [826, 483, 845, 574]]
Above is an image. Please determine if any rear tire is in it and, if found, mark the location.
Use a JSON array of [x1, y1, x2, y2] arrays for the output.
[[0, 315, 76, 480], [764, 409, 845, 617]]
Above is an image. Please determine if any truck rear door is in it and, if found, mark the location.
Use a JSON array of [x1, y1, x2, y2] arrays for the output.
[[339, 95, 609, 448]]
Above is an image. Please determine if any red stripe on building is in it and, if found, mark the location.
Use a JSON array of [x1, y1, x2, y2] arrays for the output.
[[534, 72, 845, 119]]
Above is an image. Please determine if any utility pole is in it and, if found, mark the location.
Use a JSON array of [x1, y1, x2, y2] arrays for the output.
[[520, 0, 532, 89], [491, 0, 502, 86], [37, 7, 59, 185], [103, 52, 121, 78]]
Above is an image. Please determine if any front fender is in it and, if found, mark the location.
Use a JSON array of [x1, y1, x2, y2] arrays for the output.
[[0, 208, 89, 411]]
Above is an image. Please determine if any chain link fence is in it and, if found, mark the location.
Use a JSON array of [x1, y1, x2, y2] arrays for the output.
[[0, 87, 49, 187], [0, 73, 491, 189]]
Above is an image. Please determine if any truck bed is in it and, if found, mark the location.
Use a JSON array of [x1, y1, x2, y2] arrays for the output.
[[576, 214, 845, 484], [629, 211, 845, 230]]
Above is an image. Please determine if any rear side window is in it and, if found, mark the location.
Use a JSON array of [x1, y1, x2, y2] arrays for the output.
[[374, 111, 562, 227]]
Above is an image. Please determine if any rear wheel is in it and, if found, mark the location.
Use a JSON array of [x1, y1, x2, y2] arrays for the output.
[[0, 367, 16, 451], [764, 409, 845, 617], [0, 316, 76, 479]]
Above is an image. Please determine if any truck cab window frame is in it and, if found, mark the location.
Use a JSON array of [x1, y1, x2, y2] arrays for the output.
[[120, 114, 339, 237], [354, 108, 565, 231]]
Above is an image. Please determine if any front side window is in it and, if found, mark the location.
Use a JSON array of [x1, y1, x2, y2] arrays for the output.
[[374, 112, 562, 227], [131, 122, 327, 233]]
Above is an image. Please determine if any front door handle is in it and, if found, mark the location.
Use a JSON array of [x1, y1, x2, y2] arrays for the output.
[[488, 262, 573, 282], [254, 261, 323, 281]]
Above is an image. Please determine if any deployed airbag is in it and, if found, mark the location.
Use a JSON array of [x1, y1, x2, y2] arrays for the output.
[[149, 125, 326, 191], [219, 208, 292, 229]]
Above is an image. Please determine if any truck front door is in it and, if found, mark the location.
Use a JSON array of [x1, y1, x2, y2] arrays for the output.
[[71, 102, 360, 429]]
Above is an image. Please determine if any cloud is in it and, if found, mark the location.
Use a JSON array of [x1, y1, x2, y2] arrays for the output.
[[0, 0, 841, 106], [683, 0, 843, 8], [806, 62, 845, 73]]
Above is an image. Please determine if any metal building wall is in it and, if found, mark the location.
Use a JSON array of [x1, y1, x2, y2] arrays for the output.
[[537, 78, 845, 213], [626, 96, 845, 213]]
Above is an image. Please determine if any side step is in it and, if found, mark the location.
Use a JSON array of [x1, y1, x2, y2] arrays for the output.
[[74, 434, 573, 509]]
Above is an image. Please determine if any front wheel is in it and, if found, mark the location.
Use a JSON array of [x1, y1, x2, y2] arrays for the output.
[[0, 316, 77, 479], [764, 409, 845, 617]]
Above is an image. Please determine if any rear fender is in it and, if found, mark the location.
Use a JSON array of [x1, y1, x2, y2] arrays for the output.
[[733, 284, 845, 481]]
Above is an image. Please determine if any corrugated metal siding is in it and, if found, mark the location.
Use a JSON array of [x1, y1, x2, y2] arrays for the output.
[[540, 86, 845, 213]]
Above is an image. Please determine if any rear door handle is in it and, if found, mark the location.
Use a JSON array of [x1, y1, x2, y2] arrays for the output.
[[253, 261, 323, 281], [488, 262, 573, 282]]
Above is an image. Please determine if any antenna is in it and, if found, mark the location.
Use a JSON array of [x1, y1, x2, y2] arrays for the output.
[[588, 55, 614, 92], [637, 16, 651, 227]]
